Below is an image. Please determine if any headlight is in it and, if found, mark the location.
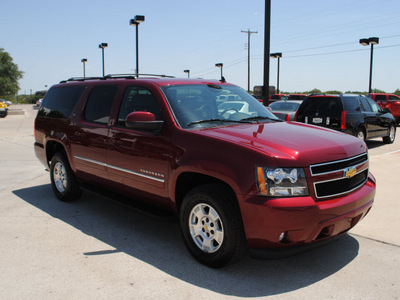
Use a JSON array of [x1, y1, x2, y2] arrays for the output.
[[256, 167, 309, 197]]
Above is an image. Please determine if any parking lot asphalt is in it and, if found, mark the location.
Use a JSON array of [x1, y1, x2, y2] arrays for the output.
[[1, 104, 399, 299]]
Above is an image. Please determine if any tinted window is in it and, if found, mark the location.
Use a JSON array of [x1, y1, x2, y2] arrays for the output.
[[117, 86, 162, 127], [366, 98, 381, 113], [342, 96, 359, 112], [38, 85, 85, 118], [375, 95, 386, 101], [83, 85, 118, 124], [288, 95, 306, 100], [359, 97, 372, 112], [298, 97, 343, 117], [389, 95, 400, 101]]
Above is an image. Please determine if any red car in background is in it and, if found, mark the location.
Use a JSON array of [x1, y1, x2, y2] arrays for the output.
[[288, 94, 307, 101], [367, 93, 400, 124]]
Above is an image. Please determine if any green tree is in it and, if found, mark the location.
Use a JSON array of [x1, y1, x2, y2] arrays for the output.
[[308, 88, 322, 94], [393, 89, 400, 96], [325, 90, 342, 95], [371, 88, 385, 93], [0, 48, 24, 96]]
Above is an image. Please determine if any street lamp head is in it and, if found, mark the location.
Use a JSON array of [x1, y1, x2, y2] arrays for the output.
[[359, 38, 369, 46], [130, 15, 145, 25], [369, 37, 379, 45], [360, 37, 379, 46], [81, 58, 87, 63], [134, 15, 145, 23], [99, 43, 108, 49], [270, 52, 282, 58], [184, 69, 190, 73], [215, 63, 223, 68]]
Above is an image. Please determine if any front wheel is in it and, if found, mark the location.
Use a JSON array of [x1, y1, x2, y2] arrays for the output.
[[179, 184, 247, 268], [50, 152, 82, 201], [383, 124, 396, 144]]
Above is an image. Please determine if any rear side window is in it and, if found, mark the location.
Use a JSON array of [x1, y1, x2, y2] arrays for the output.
[[389, 95, 400, 101], [366, 98, 381, 113], [38, 85, 85, 119], [83, 85, 118, 124], [359, 97, 372, 112], [298, 97, 343, 117], [342, 97, 359, 112], [375, 95, 387, 101]]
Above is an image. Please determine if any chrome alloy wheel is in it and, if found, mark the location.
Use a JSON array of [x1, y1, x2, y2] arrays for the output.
[[53, 161, 67, 193], [357, 130, 365, 141], [389, 126, 395, 142], [189, 203, 224, 253]]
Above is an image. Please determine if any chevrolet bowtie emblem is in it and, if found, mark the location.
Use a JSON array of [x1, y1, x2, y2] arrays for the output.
[[344, 167, 357, 178]]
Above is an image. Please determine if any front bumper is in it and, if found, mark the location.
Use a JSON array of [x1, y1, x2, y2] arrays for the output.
[[240, 173, 375, 253]]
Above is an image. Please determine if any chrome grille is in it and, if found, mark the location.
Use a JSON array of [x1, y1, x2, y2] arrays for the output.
[[310, 153, 369, 199], [310, 153, 368, 176]]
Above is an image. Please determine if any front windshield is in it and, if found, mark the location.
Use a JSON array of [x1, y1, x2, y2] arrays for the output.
[[161, 84, 279, 129]]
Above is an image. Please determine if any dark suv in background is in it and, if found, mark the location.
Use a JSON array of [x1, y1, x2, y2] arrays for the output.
[[295, 94, 396, 143]]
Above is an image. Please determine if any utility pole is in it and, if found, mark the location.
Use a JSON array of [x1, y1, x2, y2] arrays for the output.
[[241, 29, 258, 93], [263, 0, 271, 106]]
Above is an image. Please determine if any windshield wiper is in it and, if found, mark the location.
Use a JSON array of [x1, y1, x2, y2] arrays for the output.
[[187, 118, 243, 126], [240, 116, 283, 122]]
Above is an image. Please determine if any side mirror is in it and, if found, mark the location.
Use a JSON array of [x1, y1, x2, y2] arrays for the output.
[[382, 108, 391, 114], [125, 111, 164, 132]]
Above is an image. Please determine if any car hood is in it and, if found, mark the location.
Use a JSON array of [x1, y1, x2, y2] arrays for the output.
[[197, 121, 367, 166]]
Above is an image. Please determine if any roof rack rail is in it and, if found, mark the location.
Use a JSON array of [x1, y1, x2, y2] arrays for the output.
[[59, 73, 175, 84], [59, 77, 105, 83], [104, 74, 136, 79], [104, 73, 175, 79], [136, 73, 175, 78]]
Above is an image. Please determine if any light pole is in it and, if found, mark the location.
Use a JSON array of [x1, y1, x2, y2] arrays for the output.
[[215, 63, 224, 81], [270, 52, 282, 94], [130, 15, 145, 77], [241, 29, 258, 92], [184, 69, 190, 78], [81, 58, 87, 79], [263, 0, 271, 106], [359, 37, 379, 93], [98, 43, 108, 77]]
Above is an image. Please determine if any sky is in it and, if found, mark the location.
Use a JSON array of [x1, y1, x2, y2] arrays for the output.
[[1, 0, 400, 95]]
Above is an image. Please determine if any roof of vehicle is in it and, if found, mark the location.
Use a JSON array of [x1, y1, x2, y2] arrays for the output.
[[367, 93, 399, 96]]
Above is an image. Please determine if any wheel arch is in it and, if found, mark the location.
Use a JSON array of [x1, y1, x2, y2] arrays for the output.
[[45, 140, 68, 167], [174, 172, 239, 213]]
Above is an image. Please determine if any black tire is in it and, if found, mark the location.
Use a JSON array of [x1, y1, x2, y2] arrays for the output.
[[355, 128, 366, 142], [179, 184, 247, 268], [50, 152, 82, 202], [383, 124, 396, 144]]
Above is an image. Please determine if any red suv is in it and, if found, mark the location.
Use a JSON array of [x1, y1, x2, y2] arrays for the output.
[[367, 93, 400, 124], [34, 76, 375, 267]]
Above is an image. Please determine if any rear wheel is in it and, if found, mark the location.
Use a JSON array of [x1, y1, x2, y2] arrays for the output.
[[50, 152, 82, 201], [356, 128, 366, 142], [383, 124, 396, 144], [179, 184, 247, 268]]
